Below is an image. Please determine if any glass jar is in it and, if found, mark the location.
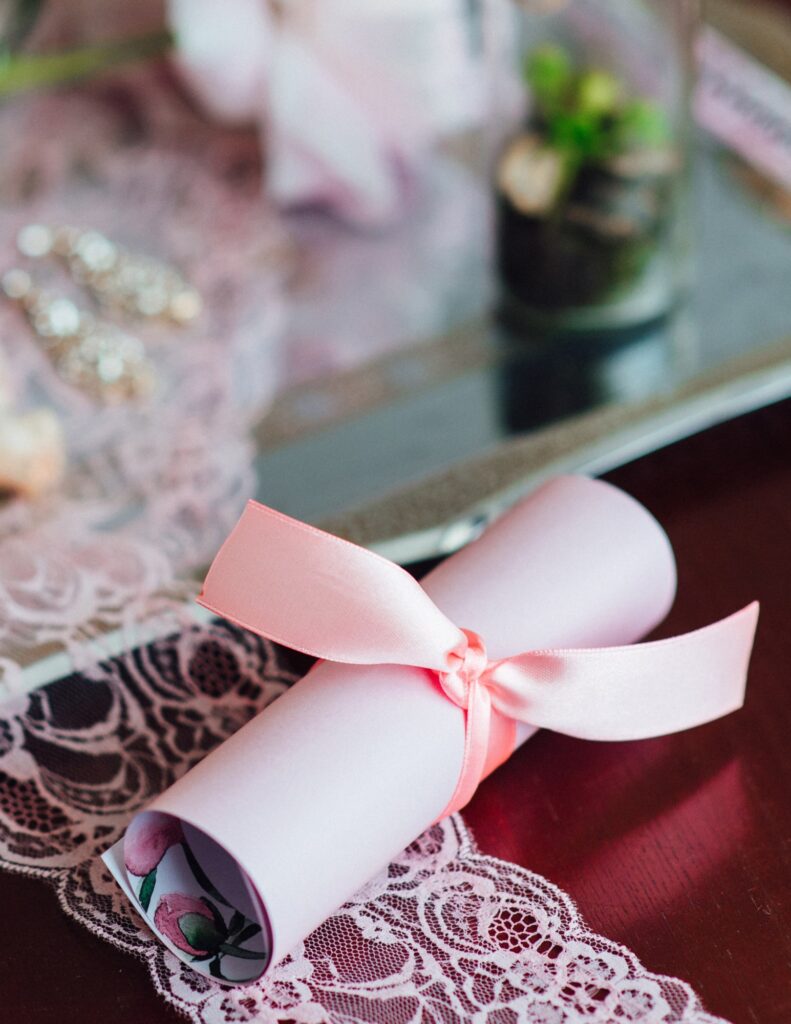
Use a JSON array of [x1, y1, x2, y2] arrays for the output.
[[487, 0, 697, 333]]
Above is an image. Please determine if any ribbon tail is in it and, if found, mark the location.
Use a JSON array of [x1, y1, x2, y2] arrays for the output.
[[487, 603, 759, 741], [197, 500, 463, 670], [436, 678, 492, 820]]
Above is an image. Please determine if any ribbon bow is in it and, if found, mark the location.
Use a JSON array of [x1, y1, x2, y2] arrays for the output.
[[198, 500, 759, 818]]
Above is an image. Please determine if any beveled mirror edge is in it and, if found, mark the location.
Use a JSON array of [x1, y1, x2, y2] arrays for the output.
[[317, 335, 791, 563]]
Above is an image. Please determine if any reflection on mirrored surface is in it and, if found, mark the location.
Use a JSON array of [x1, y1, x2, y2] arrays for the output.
[[253, 136, 791, 550]]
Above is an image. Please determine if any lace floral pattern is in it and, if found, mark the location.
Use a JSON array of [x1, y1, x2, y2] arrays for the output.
[[0, 621, 727, 1024], [0, 71, 285, 683]]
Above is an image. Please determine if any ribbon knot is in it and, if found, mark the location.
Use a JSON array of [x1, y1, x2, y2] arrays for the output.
[[440, 629, 488, 710], [197, 496, 759, 824]]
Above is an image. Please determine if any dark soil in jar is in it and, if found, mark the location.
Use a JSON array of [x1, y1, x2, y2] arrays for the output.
[[496, 132, 678, 312]]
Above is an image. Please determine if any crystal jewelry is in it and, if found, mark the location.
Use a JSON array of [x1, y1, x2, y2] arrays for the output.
[[1, 268, 155, 404], [16, 224, 203, 326]]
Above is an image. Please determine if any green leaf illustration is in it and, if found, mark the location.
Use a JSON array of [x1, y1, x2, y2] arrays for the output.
[[179, 913, 225, 953], [182, 841, 231, 907], [227, 910, 246, 937], [233, 922, 262, 946], [200, 896, 227, 935], [138, 868, 156, 913], [218, 942, 267, 960], [209, 957, 226, 980]]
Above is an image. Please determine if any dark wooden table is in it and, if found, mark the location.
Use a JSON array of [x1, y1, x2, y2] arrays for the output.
[[1, 399, 790, 1023]]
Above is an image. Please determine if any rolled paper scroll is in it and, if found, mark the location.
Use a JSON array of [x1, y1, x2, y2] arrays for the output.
[[103, 476, 758, 985]]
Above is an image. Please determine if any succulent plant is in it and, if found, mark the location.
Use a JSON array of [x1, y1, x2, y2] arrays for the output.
[[497, 43, 678, 318], [525, 43, 670, 165]]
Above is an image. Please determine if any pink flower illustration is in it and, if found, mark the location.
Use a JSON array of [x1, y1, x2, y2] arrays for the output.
[[154, 892, 225, 956], [124, 812, 184, 876]]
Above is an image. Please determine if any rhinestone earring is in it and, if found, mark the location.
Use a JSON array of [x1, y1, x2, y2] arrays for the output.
[[1, 268, 155, 404], [16, 224, 203, 326]]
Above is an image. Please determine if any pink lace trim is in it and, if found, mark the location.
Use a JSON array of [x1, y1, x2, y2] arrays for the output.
[[0, 71, 285, 683], [0, 622, 727, 1024]]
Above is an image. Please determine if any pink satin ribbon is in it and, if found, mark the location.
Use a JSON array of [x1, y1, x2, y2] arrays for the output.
[[198, 499, 759, 818]]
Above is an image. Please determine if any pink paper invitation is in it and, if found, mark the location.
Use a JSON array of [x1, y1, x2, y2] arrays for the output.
[[103, 476, 756, 984]]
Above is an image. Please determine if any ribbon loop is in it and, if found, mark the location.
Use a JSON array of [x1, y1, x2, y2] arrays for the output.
[[198, 499, 464, 671], [198, 496, 759, 821]]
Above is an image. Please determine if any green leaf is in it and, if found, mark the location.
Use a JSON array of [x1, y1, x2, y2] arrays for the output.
[[209, 956, 226, 980], [200, 897, 226, 935], [0, 29, 172, 99], [227, 910, 246, 937], [218, 942, 267, 960], [524, 43, 572, 113], [179, 912, 225, 953], [549, 111, 601, 158], [233, 922, 262, 946], [138, 868, 156, 913], [575, 69, 621, 117], [182, 841, 231, 907]]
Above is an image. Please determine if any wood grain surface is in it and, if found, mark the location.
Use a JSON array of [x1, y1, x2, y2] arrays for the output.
[[1, 399, 789, 1023]]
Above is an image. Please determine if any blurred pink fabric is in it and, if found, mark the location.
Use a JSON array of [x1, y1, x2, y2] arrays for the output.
[[166, 0, 482, 226]]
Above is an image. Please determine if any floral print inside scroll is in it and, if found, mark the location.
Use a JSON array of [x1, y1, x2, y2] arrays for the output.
[[124, 812, 268, 982]]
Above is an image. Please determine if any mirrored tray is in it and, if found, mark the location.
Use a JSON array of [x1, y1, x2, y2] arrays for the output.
[[253, 136, 791, 563]]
